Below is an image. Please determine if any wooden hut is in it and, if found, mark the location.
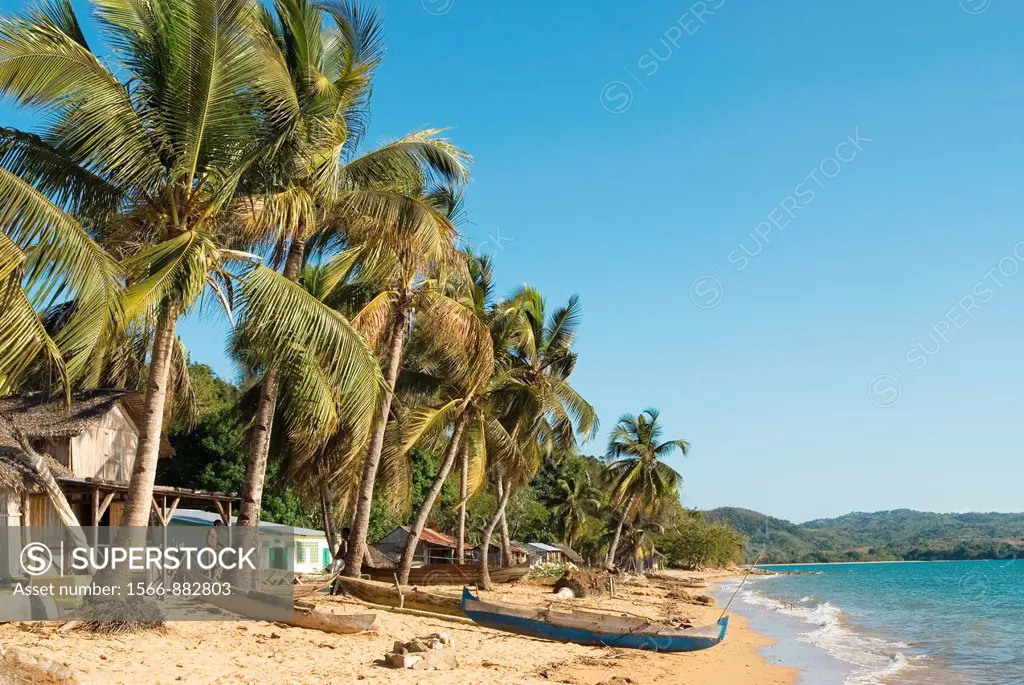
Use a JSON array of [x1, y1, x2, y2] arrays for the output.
[[551, 543, 584, 566], [470, 540, 529, 566], [526, 542, 564, 564], [374, 526, 471, 566], [0, 390, 237, 582]]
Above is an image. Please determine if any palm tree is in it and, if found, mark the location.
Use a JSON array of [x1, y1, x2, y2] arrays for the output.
[[603, 409, 687, 568], [0, 0, 382, 533], [552, 476, 601, 549], [477, 288, 598, 588], [231, 0, 470, 528], [305, 185, 487, 578], [455, 250, 497, 562]]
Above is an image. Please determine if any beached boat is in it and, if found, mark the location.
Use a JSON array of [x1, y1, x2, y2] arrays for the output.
[[460, 587, 728, 652], [183, 570, 379, 634], [363, 563, 531, 586]]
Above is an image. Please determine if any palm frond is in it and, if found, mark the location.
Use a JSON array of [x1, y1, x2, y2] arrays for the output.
[[236, 263, 384, 459]]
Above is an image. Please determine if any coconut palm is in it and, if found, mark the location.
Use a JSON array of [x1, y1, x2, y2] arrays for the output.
[[0, 0, 383, 531], [477, 288, 598, 588], [231, 0, 470, 527], [603, 408, 687, 568], [551, 476, 601, 549], [298, 185, 487, 578], [390, 248, 506, 579]]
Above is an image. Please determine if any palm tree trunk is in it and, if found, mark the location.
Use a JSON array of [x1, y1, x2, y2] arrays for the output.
[[455, 444, 468, 565], [397, 411, 469, 584], [478, 475, 512, 591], [497, 479, 511, 567], [320, 478, 339, 555], [605, 493, 635, 569], [343, 306, 407, 578], [117, 309, 178, 527], [237, 237, 305, 527]]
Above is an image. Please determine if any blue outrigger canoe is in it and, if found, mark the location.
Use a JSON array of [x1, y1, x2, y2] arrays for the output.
[[461, 587, 728, 653]]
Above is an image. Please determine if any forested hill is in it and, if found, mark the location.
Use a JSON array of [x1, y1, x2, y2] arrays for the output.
[[704, 507, 1024, 563]]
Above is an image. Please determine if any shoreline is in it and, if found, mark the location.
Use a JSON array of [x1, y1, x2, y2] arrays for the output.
[[0, 569, 797, 685]]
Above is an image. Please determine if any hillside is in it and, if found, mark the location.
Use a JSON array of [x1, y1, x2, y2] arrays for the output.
[[704, 507, 1024, 563]]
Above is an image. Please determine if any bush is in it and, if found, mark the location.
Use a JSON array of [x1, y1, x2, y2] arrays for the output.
[[661, 514, 744, 570]]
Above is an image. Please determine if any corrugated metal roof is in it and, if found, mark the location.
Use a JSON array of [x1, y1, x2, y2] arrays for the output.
[[474, 540, 528, 554], [526, 542, 561, 553], [399, 526, 472, 550], [170, 508, 326, 538]]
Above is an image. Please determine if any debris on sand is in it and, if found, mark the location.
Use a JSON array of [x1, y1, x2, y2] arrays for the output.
[[553, 569, 612, 598], [384, 632, 458, 671], [0, 646, 78, 684]]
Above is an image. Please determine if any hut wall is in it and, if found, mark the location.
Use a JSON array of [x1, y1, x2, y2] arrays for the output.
[[69, 405, 139, 482], [28, 494, 61, 528], [375, 528, 410, 561], [422, 543, 453, 564], [0, 491, 23, 581], [36, 438, 71, 470]]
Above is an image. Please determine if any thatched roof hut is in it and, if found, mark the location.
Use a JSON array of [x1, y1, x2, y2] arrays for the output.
[[0, 388, 172, 457], [551, 543, 584, 565]]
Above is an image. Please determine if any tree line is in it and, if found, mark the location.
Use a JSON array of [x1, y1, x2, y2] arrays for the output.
[[0, 0, 743, 586]]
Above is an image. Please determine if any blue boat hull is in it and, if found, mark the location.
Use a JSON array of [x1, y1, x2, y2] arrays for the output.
[[460, 587, 728, 653]]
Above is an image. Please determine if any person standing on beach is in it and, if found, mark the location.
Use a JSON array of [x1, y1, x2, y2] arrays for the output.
[[330, 528, 350, 595], [207, 520, 224, 579]]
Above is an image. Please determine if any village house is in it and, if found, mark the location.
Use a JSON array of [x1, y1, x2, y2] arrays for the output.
[[470, 540, 529, 567], [526, 542, 564, 564], [170, 509, 332, 575], [550, 543, 584, 566], [374, 526, 471, 566], [0, 390, 238, 583]]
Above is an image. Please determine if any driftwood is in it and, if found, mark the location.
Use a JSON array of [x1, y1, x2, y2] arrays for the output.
[[0, 645, 78, 684], [646, 573, 707, 589], [332, 576, 463, 617], [287, 607, 380, 635]]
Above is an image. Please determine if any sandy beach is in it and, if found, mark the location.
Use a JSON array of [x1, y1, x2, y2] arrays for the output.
[[0, 570, 796, 685]]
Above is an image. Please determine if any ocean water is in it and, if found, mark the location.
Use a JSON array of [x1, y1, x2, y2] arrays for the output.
[[714, 560, 1023, 684]]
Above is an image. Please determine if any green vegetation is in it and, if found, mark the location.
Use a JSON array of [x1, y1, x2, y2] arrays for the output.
[[705, 507, 1024, 563]]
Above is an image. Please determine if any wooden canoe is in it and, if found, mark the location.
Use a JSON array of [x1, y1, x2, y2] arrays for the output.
[[460, 587, 728, 652], [363, 563, 531, 586], [332, 576, 463, 617], [184, 571, 379, 634], [362, 565, 528, 585]]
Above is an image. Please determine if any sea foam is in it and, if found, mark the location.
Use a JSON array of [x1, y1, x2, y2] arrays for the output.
[[729, 580, 918, 685]]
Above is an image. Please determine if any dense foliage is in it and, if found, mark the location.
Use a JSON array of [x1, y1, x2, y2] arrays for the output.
[[158, 365, 319, 529], [706, 507, 1024, 563]]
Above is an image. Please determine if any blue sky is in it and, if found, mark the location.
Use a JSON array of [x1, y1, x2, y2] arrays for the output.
[[4, 0, 1023, 522]]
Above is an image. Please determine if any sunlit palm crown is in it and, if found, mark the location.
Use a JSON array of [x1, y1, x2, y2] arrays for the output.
[[493, 285, 598, 479], [605, 408, 687, 514]]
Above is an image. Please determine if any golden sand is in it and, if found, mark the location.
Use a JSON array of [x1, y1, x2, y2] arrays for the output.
[[0, 569, 796, 685]]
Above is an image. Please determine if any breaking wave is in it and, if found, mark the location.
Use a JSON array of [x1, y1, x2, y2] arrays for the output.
[[732, 582, 917, 684]]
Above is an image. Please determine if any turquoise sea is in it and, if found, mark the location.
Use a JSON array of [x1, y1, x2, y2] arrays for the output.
[[713, 560, 1022, 684]]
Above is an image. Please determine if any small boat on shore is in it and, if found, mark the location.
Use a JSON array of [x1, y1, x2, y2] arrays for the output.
[[460, 587, 728, 652], [363, 563, 531, 586]]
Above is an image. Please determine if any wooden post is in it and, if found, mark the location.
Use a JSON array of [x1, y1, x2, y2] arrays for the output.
[[20, 492, 30, 551], [393, 573, 405, 609], [91, 487, 100, 548], [161, 495, 168, 585]]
